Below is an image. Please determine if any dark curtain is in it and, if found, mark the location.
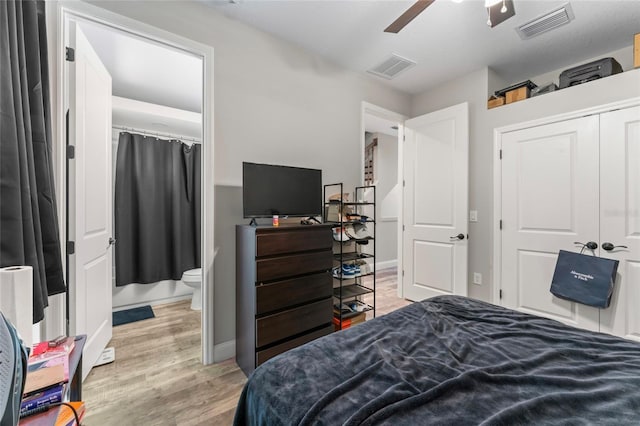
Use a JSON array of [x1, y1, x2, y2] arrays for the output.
[[0, 0, 65, 322], [115, 132, 201, 286]]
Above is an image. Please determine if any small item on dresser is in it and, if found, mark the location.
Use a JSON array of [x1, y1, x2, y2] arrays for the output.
[[272, 215, 279, 226]]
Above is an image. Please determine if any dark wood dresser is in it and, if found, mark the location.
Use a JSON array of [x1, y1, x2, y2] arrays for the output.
[[236, 224, 334, 376]]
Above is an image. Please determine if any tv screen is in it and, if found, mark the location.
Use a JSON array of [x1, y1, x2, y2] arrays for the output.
[[242, 162, 322, 218]]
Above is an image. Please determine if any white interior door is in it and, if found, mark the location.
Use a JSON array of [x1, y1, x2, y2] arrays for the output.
[[500, 116, 600, 331], [68, 22, 113, 379], [402, 103, 468, 301], [599, 106, 640, 341]]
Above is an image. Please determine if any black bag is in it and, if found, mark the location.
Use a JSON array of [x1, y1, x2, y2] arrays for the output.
[[550, 250, 619, 308]]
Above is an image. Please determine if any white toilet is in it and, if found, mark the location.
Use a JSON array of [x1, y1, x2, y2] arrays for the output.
[[182, 268, 202, 310], [182, 248, 218, 311]]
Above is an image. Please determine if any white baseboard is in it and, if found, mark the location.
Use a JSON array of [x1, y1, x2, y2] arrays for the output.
[[214, 339, 236, 362], [376, 260, 397, 270]]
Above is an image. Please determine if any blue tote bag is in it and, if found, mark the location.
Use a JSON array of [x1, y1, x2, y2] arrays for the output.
[[550, 250, 619, 308]]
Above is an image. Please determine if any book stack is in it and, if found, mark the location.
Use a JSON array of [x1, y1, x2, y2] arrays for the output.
[[19, 337, 76, 420]]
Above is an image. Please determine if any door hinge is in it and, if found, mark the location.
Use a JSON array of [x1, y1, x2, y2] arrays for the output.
[[403, 134, 406, 141], [403, 180, 406, 187], [67, 241, 75, 255], [402, 225, 405, 231], [499, 149, 502, 159], [499, 289, 503, 299], [65, 47, 75, 62], [402, 270, 405, 277], [67, 145, 75, 159], [499, 219, 502, 230]]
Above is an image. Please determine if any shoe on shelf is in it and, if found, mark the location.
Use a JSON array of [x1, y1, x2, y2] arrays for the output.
[[346, 213, 369, 222], [332, 226, 350, 242], [328, 193, 349, 202], [333, 264, 360, 278], [333, 266, 354, 278], [351, 223, 372, 240], [344, 224, 357, 239]]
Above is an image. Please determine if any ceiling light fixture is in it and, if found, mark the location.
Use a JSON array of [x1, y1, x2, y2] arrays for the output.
[[487, 0, 514, 27], [484, 0, 501, 7]]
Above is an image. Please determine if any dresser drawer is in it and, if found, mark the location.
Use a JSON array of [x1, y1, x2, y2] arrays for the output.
[[256, 298, 332, 348], [256, 250, 332, 282], [256, 324, 333, 366], [256, 272, 332, 315], [256, 227, 332, 257]]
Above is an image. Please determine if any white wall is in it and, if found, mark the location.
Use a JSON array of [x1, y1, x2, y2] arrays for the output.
[[79, 0, 411, 346], [412, 46, 640, 303]]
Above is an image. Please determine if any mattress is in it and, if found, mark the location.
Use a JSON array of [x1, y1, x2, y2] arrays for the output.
[[234, 296, 640, 425]]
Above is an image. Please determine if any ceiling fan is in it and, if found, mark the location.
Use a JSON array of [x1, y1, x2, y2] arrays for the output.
[[384, 0, 515, 33]]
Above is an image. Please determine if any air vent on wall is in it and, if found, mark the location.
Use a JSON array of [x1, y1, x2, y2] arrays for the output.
[[516, 3, 574, 40], [367, 54, 416, 80]]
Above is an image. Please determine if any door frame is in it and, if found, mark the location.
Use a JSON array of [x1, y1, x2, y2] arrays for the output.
[[47, 2, 216, 364], [492, 97, 640, 306], [360, 102, 406, 298]]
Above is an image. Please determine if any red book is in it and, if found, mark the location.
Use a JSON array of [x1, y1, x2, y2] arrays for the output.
[[31, 337, 75, 358]]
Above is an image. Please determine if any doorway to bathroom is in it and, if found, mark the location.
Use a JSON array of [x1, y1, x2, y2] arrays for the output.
[[58, 6, 213, 378]]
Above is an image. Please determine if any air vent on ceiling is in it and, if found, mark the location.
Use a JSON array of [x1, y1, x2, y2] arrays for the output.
[[516, 3, 575, 40], [367, 54, 416, 80]]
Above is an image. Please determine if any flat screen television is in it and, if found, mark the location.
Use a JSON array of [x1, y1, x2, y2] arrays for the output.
[[242, 162, 322, 219]]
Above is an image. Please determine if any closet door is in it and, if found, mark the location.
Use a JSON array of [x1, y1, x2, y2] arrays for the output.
[[501, 115, 600, 331], [599, 106, 640, 341]]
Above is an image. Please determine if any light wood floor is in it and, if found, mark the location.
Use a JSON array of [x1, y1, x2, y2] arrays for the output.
[[82, 267, 410, 425]]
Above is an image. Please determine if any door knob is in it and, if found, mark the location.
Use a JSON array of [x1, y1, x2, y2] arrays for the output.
[[574, 241, 598, 250], [450, 233, 465, 241], [107, 237, 116, 249], [602, 242, 627, 251]]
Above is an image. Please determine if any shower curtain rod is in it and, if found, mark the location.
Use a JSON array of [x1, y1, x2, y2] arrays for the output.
[[112, 125, 201, 144]]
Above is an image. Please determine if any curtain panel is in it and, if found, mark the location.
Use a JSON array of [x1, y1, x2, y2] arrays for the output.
[[114, 132, 201, 286], [0, 0, 65, 323]]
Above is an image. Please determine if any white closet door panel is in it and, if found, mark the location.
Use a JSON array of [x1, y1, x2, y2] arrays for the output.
[[517, 250, 575, 320], [501, 116, 599, 331], [599, 106, 640, 341]]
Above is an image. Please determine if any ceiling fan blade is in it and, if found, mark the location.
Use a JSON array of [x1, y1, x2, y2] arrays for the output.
[[384, 0, 435, 33]]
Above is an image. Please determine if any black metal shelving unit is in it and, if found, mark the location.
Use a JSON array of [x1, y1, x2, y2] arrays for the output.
[[323, 183, 376, 330]]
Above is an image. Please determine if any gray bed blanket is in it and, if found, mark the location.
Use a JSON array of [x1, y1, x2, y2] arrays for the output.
[[234, 296, 640, 425]]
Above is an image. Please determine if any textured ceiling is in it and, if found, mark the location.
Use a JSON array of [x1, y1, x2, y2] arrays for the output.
[[203, 0, 640, 94]]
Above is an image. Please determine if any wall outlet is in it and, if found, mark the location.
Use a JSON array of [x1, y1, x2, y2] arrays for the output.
[[469, 210, 478, 222], [473, 272, 482, 285]]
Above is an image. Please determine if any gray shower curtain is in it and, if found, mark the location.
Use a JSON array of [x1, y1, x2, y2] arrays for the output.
[[114, 132, 201, 286], [0, 0, 65, 322]]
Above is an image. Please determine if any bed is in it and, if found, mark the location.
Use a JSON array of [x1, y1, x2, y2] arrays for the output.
[[234, 296, 640, 425]]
